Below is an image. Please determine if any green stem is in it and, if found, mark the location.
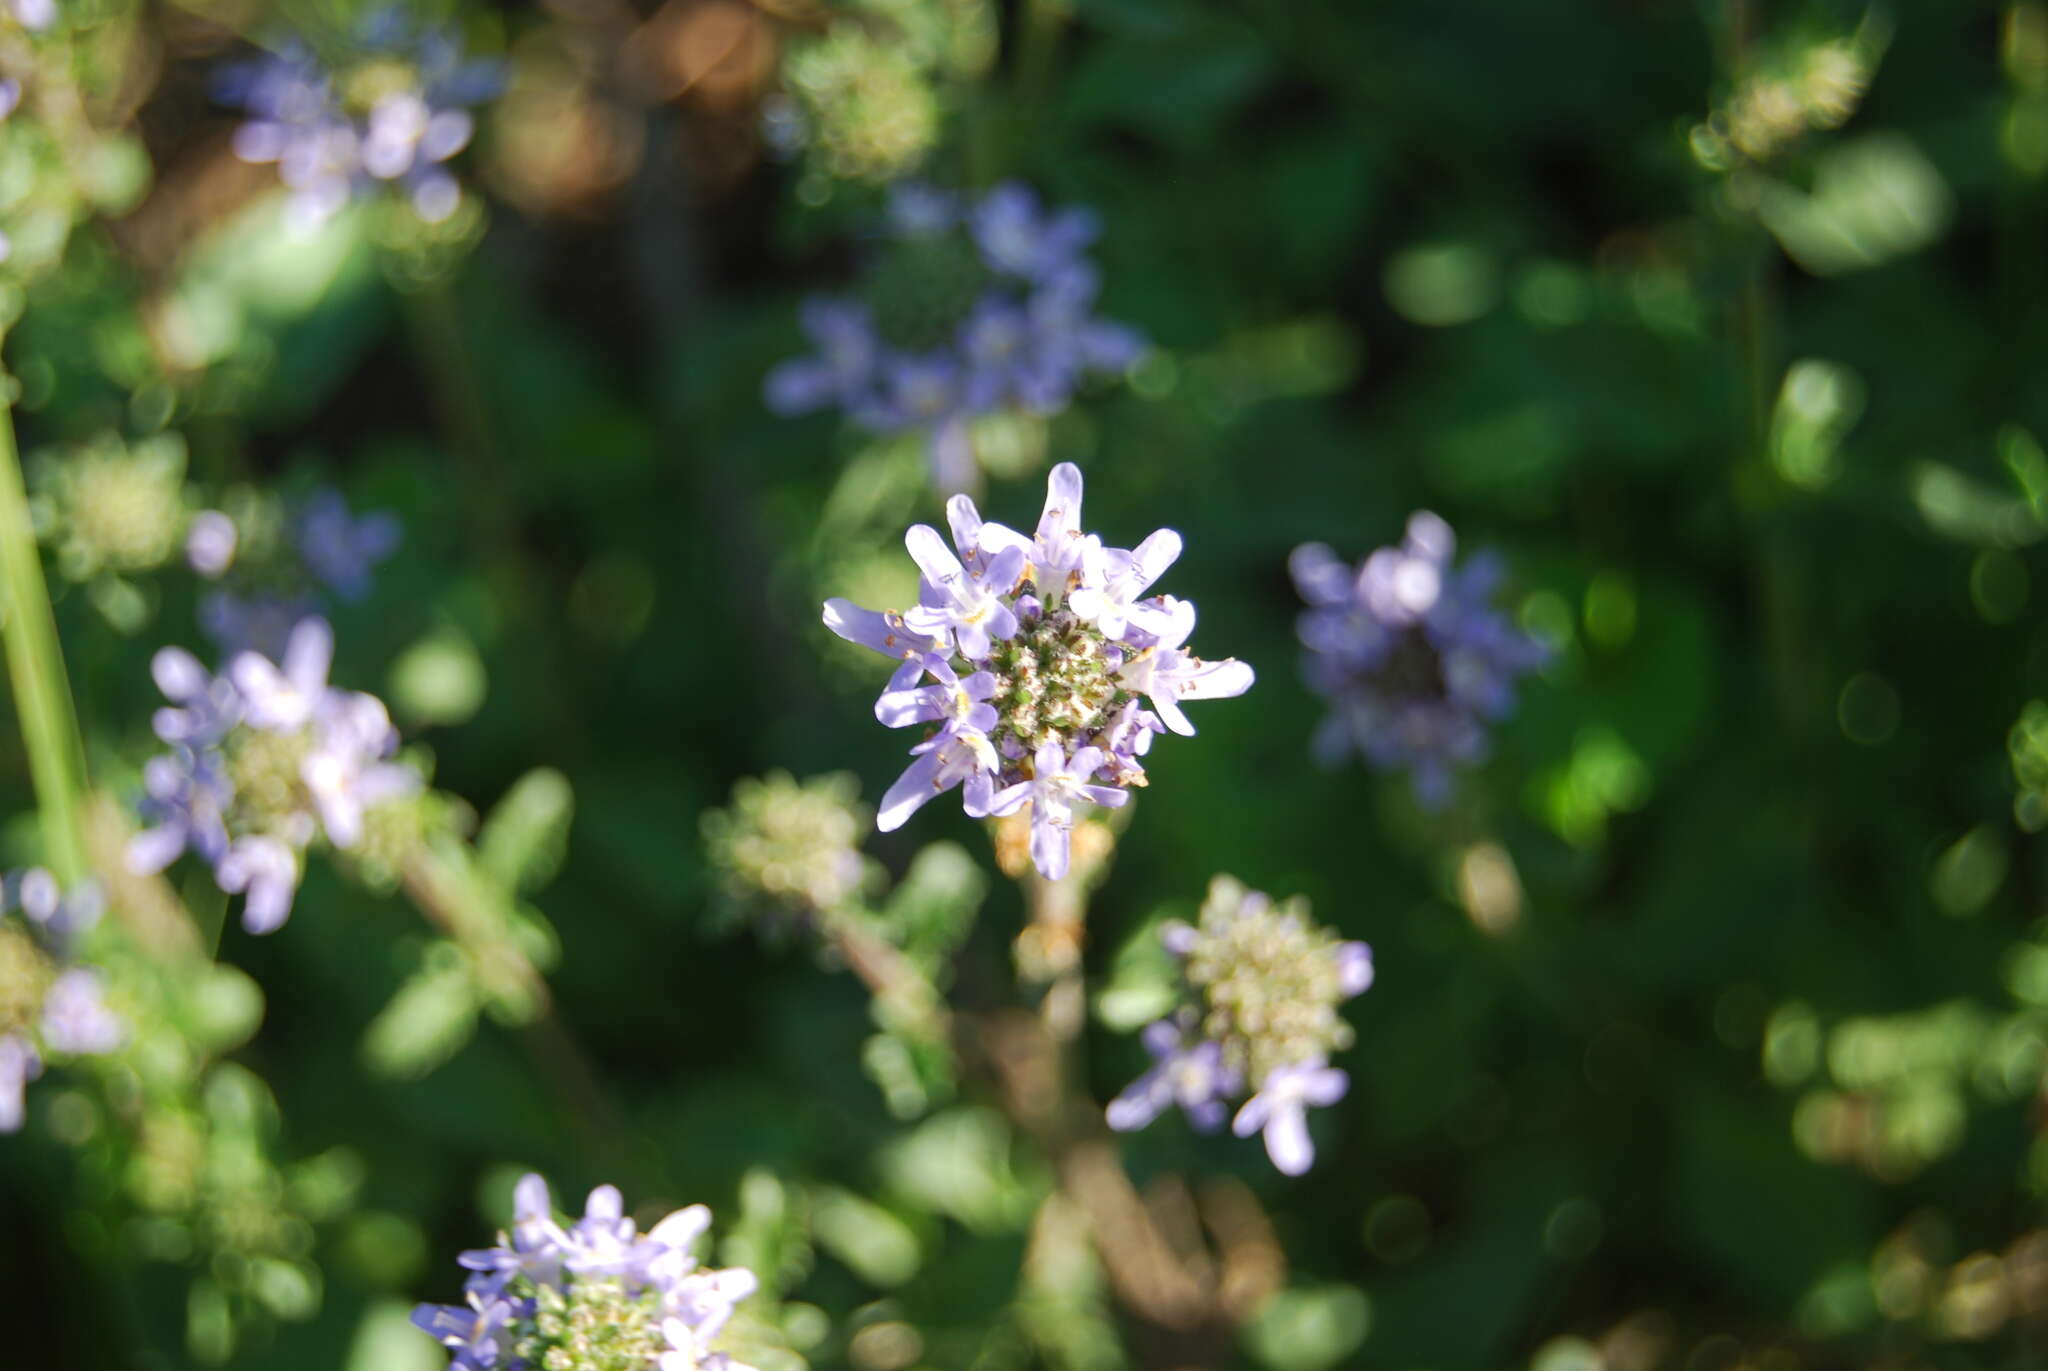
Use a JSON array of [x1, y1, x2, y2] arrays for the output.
[[1013, 0, 1070, 134], [0, 386, 89, 883]]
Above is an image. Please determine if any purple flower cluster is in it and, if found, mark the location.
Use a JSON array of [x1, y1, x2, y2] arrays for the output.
[[1108, 875, 1370, 1176], [215, 11, 501, 231], [413, 1173, 761, 1371], [1292, 512, 1547, 806], [191, 487, 401, 658], [128, 616, 419, 934], [0, 871, 123, 1133], [824, 463, 1252, 880], [766, 183, 1144, 488]]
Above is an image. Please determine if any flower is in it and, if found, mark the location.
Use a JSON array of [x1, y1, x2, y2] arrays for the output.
[[1292, 513, 1547, 806], [416, 1173, 762, 1371], [1107, 876, 1370, 1175], [129, 616, 419, 933], [766, 184, 1143, 490], [0, 1036, 38, 1133], [216, 13, 501, 230], [0, 872, 123, 1133], [1105, 1015, 1242, 1133], [194, 488, 399, 655], [1233, 1059, 1350, 1176], [186, 510, 239, 578], [297, 489, 401, 600], [825, 463, 1251, 879]]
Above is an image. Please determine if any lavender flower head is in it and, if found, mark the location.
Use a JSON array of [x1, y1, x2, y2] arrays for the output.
[[128, 615, 420, 934], [215, 11, 501, 231], [1107, 875, 1371, 1175], [824, 462, 1252, 881], [0, 870, 123, 1133], [296, 488, 401, 600], [196, 486, 401, 657], [1292, 512, 1547, 807], [413, 1172, 762, 1371], [766, 183, 1144, 490]]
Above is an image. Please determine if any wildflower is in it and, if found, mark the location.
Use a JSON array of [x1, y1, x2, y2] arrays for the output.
[[0, 871, 123, 1132], [766, 184, 1143, 489], [297, 489, 400, 600], [1104, 1015, 1241, 1133], [1232, 1059, 1350, 1176], [186, 510, 239, 579], [415, 1173, 761, 1371], [1292, 512, 1546, 806], [129, 616, 419, 933], [216, 15, 501, 230], [825, 463, 1251, 880], [6, 0, 52, 33], [196, 487, 400, 656], [1108, 876, 1369, 1175]]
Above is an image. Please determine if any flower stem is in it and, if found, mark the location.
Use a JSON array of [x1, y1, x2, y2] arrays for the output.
[[0, 383, 90, 883]]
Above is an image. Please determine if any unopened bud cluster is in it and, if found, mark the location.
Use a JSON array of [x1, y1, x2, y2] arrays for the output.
[[1175, 875, 1360, 1088], [521, 1278, 669, 1371], [34, 433, 191, 582], [702, 771, 872, 924], [983, 605, 1128, 763]]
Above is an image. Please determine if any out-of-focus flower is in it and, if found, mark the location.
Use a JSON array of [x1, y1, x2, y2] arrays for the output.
[[1108, 875, 1369, 1175], [130, 617, 420, 934], [6, 0, 54, 33], [186, 510, 239, 579], [296, 489, 401, 600], [196, 487, 400, 656], [767, 184, 1142, 489], [215, 13, 502, 230], [824, 462, 1250, 880], [0, 871, 122, 1133], [1232, 1058, 1350, 1176], [414, 1173, 762, 1371], [1292, 513, 1546, 807]]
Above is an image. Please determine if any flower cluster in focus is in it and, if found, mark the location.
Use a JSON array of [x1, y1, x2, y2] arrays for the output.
[[1108, 875, 1369, 1175], [129, 616, 420, 933], [0, 870, 122, 1132], [824, 462, 1251, 880], [413, 1173, 760, 1371], [767, 185, 1142, 488], [1292, 512, 1546, 806], [215, 11, 501, 231]]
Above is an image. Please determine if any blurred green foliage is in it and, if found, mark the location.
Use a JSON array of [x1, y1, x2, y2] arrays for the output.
[[5, 0, 2048, 1369]]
